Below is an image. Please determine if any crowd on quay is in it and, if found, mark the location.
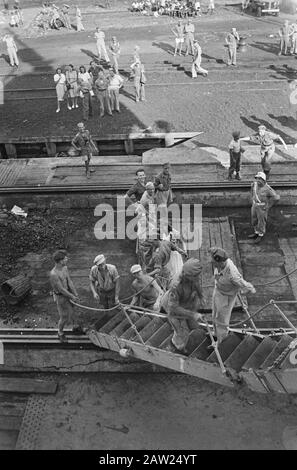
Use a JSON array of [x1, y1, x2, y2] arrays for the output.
[[50, 161, 281, 349], [53, 32, 146, 119], [130, 0, 214, 16]]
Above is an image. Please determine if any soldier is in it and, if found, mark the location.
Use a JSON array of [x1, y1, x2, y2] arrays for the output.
[[130, 264, 164, 310], [94, 27, 110, 64], [130, 58, 146, 103], [225, 27, 240, 66], [240, 125, 288, 179], [109, 36, 121, 74], [71, 122, 97, 178], [3, 34, 19, 68], [94, 69, 112, 117], [125, 168, 147, 203], [210, 247, 256, 346], [278, 20, 293, 56], [49, 250, 80, 342], [184, 18, 195, 56], [192, 40, 208, 78], [154, 162, 173, 207], [249, 172, 280, 243], [108, 67, 124, 113], [160, 258, 205, 352], [89, 254, 120, 309], [228, 130, 245, 180], [148, 238, 187, 290]]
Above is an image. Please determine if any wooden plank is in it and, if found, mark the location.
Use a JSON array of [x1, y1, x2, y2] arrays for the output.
[[0, 378, 57, 394], [0, 430, 19, 450]]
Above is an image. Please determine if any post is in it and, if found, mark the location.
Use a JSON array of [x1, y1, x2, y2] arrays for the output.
[[238, 293, 260, 333], [5, 143, 17, 159]]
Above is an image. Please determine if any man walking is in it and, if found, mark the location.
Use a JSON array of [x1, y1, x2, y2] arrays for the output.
[[171, 20, 184, 56], [240, 125, 288, 179], [89, 254, 120, 309], [49, 250, 80, 342], [108, 68, 124, 113], [192, 40, 208, 78], [160, 258, 205, 352], [278, 20, 293, 56], [3, 34, 19, 67], [94, 27, 110, 64], [130, 264, 163, 310], [210, 247, 256, 346], [184, 18, 195, 56], [94, 69, 112, 117], [71, 122, 97, 178], [249, 172, 280, 244], [225, 27, 240, 66]]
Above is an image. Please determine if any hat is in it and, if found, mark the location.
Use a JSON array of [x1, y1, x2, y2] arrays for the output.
[[182, 259, 203, 278], [258, 125, 266, 131], [93, 254, 106, 265], [53, 249, 67, 262], [145, 182, 154, 189], [163, 162, 170, 168], [209, 247, 228, 262], [255, 171, 266, 181], [130, 264, 142, 274], [77, 122, 84, 128]]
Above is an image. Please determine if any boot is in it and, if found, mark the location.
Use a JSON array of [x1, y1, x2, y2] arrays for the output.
[[235, 172, 241, 180]]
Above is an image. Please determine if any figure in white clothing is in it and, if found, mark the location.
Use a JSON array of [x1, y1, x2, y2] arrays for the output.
[[94, 27, 110, 63], [192, 40, 208, 78], [3, 34, 19, 67], [75, 6, 85, 31]]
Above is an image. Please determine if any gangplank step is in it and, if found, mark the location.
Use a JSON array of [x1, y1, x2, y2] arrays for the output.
[[109, 312, 139, 337], [241, 337, 278, 371], [120, 315, 151, 340], [145, 323, 173, 347], [99, 311, 126, 334], [206, 333, 243, 363], [159, 333, 173, 350], [224, 336, 261, 372], [260, 335, 294, 369], [131, 317, 165, 343], [190, 337, 212, 360], [185, 328, 207, 355]]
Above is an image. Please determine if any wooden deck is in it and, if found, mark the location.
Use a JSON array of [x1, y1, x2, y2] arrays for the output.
[[1, 143, 297, 189]]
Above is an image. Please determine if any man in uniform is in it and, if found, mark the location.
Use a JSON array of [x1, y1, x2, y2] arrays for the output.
[[94, 69, 112, 117], [3, 34, 19, 67], [225, 27, 240, 66], [240, 125, 288, 179], [183, 18, 195, 56], [89, 254, 120, 309], [210, 247, 256, 346], [94, 27, 110, 64], [125, 168, 147, 203], [192, 40, 208, 78], [71, 122, 97, 178], [154, 162, 173, 207], [278, 20, 293, 56], [249, 171, 280, 244], [160, 258, 205, 352], [108, 67, 124, 113], [130, 264, 164, 310], [49, 250, 80, 342]]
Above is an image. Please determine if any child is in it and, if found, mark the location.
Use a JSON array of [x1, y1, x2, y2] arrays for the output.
[[228, 131, 245, 180]]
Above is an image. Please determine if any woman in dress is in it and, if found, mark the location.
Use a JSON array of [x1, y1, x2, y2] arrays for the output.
[[54, 67, 66, 113], [66, 64, 79, 109]]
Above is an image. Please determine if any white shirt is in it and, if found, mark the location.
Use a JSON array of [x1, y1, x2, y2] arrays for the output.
[[95, 31, 105, 43], [3, 35, 16, 50], [54, 73, 66, 84], [78, 72, 91, 83], [108, 74, 124, 88]]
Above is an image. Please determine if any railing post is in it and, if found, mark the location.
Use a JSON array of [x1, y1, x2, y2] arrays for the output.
[[270, 300, 297, 335], [238, 293, 260, 334]]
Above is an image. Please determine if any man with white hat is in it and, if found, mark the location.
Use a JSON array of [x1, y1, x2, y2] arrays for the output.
[[240, 125, 288, 179], [130, 264, 163, 310], [89, 254, 120, 309], [210, 247, 256, 346], [225, 27, 240, 66], [249, 171, 280, 244]]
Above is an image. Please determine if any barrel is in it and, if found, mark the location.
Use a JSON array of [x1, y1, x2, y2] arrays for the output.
[[1, 274, 32, 305], [237, 37, 247, 53]]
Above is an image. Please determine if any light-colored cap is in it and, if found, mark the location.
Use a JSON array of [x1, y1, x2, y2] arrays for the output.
[[130, 264, 142, 274], [77, 122, 84, 128], [255, 171, 266, 181], [93, 254, 106, 265], [258, 125, 266, 131], [146, 182, 154, 189]]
